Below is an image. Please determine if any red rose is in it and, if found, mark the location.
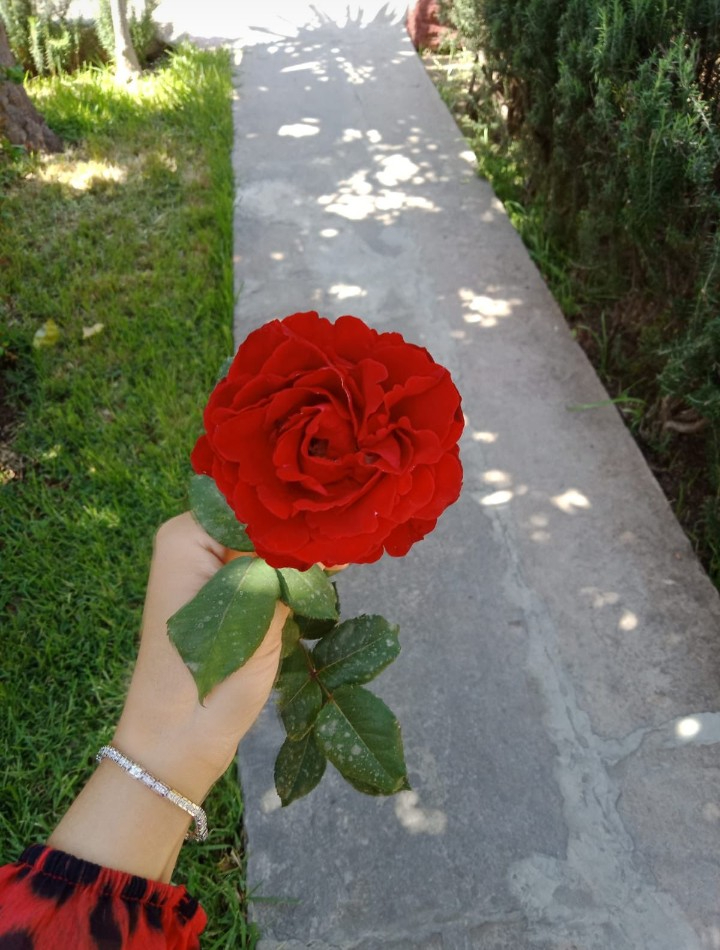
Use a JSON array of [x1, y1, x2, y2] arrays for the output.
[[191, 311, 463, 570]]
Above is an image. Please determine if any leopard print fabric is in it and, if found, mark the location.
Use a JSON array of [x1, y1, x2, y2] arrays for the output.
[[0, 845, 206, 949]]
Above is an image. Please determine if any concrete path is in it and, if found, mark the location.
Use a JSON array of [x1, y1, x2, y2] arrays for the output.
[[161, 3, 720, 947]]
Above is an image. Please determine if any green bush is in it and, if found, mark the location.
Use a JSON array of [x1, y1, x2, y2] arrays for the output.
[[0, 0, 159, 75], [0, 0, 34, 67], [1, 0, 103, 74], [446, 0, 720, 581], [27, 13, 81, 75], [95, 0, 161, 68]]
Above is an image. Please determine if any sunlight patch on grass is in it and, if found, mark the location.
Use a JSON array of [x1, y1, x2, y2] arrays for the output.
[[33, 155, 128, 190]]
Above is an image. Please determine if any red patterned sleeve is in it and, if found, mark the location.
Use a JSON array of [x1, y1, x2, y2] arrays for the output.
[[0, 844, 207, 949]]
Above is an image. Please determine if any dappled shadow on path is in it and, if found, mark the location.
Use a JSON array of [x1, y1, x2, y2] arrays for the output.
[[233, 9, 720, 948], [232, 5, 514, 327]]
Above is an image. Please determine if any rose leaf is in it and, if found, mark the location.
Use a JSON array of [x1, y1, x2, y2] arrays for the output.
[[294, 613, 337, 641], [293, 583, 340, 640], [189, 474, 254, 552], [215, 356, 233, 383], [276, 565, 339, 620], [314, 686, 410, 796], [280, 616, 302, 659], [313, 615, 400, 690], [168, 557, 279, 701], [276, 644, 323, 739], [274, 732, 327, 807]]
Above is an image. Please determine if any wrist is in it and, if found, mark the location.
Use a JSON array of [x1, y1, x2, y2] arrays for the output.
[[96, 745, 208, 841], [48, 758, 194, 882], [110, 726, 230, 804]]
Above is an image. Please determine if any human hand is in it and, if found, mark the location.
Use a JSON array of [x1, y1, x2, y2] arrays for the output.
[[48, 513, 288, 881], [112, 512, 289, 803]]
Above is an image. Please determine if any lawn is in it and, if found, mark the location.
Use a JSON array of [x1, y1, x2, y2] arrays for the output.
[[0, 47, 260, 947]]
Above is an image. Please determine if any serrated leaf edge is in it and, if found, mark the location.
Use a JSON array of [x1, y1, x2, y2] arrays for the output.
[[315, 687, 408, 794], [313, 617, 400, 687]]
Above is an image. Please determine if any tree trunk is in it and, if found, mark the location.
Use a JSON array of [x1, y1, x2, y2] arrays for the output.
[[0, 20, 62, 153], [110, 0, 141, 81]]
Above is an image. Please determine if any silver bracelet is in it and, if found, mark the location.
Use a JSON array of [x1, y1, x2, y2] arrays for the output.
[[96, 745, 208, 842]]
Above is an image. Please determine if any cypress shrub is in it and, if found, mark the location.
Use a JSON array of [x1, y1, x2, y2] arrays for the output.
[[0, 0, 33, 68], [447, 0, 720, 579], [0, 0, 159, 75]]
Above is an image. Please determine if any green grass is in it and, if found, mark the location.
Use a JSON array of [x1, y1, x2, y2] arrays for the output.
[[0, 47, 259, 947]]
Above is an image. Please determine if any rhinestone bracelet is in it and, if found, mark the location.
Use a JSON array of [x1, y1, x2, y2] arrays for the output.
[[96, 745, 208, 842]]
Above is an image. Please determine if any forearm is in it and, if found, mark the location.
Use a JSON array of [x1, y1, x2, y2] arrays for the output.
[[47, 754, 211, 883], [47, 515, 286, 884]]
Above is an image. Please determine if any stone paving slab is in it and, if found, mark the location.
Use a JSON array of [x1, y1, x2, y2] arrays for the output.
[[226, 5, 720, 949], [146, 2, 720, 946]]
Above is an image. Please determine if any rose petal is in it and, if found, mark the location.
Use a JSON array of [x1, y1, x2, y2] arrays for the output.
[[227, 319, 286, 378], [246, 505, 311, 552], [214, 408, 269, 466], [307, 475, 398, 536], [383, 517, 438, 557], [274, 419, 329, 495], [374, 340, 438, 386], [292, 472, 374, 512], [391, 466, 436, 519], [294, 529, 386, 569], [193, 312, 463, 567], [345, 358, 388, 435], [331, 314, 378, 361], [412, 450, 463, 519], [190, 435, 214, 475], [387, 373, 462, 440]]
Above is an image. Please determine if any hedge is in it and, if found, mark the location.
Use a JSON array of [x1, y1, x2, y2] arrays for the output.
[[445, 0, 720, 580]]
